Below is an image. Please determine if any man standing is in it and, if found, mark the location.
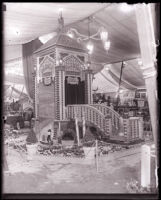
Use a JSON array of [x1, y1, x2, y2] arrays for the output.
[[47, 129, 52, 144]]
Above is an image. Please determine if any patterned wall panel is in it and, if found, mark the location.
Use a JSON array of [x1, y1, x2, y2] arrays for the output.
[[39, 55, 55, 80], [54, 66, 65, 121], [63, 54, 84, 72], [35, 49, 56, 120]]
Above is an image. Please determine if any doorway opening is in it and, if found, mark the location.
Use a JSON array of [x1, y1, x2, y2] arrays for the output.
[[65, 76, 85, 106]]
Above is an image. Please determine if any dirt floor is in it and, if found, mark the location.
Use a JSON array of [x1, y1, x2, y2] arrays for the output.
[[3, 145, 142, 194]]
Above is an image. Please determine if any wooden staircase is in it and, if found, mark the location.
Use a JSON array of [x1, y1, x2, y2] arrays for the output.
[[91, 104, 122, 136], [65, 104, 143, 142], [39, 104, 143, 143], [66, 104, 117, 137]]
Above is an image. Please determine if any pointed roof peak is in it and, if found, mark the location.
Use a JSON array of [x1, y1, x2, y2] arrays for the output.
[[34, 33, 87, 54]]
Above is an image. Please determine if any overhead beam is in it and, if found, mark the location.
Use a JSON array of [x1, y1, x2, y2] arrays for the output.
[[102, 57, 141, 66]]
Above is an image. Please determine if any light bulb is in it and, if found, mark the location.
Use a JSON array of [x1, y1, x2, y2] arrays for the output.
[[119, 89, 124, 94], [39, 32, 56, 44], [10, 27, 20, 36], [67, 30, 74, 38], [58, 8, 64, 12], [56, 60, 59, 66], [58, 8, 64, 15], [100, 27, 108, 42], [59, 59, 63, 65], [123, 61, 127, 66], [104, 64, 111, 71], [87, 42, 94, 54], [104, 41, 111, 50], [87, 61, 91, 67], [138, 59, 143, 66]]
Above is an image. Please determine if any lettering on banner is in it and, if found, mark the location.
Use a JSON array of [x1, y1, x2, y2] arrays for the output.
[[67, 76, 79, 85]]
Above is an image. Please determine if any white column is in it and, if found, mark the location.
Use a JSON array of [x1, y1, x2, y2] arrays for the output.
[[141, 145, 151, 187], [135, 4, 158, 169], [34, 57, 39, 119], [58, 71, 62, 120]]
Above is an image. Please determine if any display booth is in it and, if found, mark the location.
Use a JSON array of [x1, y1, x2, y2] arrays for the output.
[[33, 33, 143, 143]]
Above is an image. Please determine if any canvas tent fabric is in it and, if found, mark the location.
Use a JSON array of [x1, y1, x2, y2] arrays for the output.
[[4, 84, 28, 101], [22, 39, 42, 99], [92, 58, 146, 93]]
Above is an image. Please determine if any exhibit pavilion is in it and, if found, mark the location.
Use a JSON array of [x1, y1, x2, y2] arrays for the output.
[[3, 2, 159, 194]]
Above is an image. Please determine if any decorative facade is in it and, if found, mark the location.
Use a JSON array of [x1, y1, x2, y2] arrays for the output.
[[33, 33, 93, 136]]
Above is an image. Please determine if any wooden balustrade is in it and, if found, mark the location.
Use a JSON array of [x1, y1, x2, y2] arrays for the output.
[[91, 104, 120, 129], [66, 104, 143, 141], [66, 104, 107, 133]]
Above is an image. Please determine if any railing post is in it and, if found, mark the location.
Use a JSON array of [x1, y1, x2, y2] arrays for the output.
[[95, 140, 99, 172], [82, 111, 86, 137], [75, 111, 80, 146]]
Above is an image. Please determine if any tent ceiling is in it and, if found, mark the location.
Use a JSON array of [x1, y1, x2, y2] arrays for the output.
[[4, 3, 108, 45], [4, 3, 140, 64], [3, 3, 146, 89], [110, 59, 145, 87]]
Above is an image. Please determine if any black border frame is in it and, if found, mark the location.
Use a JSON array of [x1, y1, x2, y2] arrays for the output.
[[1, 1, 160, 200]]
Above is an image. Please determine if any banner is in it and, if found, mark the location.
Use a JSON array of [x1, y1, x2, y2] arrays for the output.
[[67, 76, 79, 85], [43, 77, 52, 86]]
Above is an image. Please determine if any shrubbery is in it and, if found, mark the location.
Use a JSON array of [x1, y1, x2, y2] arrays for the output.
[[82, 126, 96, 147], [26, 128, 38, 144]]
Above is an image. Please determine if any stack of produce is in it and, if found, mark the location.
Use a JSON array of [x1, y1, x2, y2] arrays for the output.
[[37, 144, 85, 158]]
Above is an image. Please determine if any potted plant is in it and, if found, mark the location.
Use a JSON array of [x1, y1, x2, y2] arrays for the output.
[[82, 126, 96, 159], [26, 119, 38, 158]]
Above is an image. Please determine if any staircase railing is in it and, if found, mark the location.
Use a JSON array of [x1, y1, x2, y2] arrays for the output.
[[66, 104, 109, 134], [91, 104, 120, 130], [66, 104, 143, 142]]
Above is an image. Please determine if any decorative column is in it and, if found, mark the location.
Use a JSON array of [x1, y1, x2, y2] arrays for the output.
[[85, 69, 93, 104], [54, 66, 66, 120], [33, 56, 40, 137], [32, 57, 37, 118], [35, 57, 40, 119], [135, 4, 158, 186]]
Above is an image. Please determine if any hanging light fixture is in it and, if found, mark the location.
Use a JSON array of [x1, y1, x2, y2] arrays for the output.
[[66, 16, 111, 52], [116, 61, 126, 106], [86, 17, 94, 54], [87, 41, 94, 54], [100, 27, 108, 42]]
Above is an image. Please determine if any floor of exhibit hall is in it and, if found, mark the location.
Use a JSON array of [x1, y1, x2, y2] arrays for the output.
[[3, 140, 143, 194]]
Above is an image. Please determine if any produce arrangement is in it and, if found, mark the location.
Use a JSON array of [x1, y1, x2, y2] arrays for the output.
[[37, 144, 85, 157], [4, 124, 143, 158]]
